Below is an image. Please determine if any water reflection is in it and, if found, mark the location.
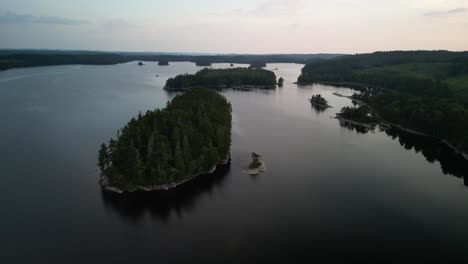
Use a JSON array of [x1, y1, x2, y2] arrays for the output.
[[311, 104, 328, 113], [385, 128, 468, 184], [101, 160, 231, 223], [339, 119, 468, 183], [338, 119, 376, 134]]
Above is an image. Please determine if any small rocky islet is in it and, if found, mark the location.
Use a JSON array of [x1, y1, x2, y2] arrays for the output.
[[244, 152, 266, 175]]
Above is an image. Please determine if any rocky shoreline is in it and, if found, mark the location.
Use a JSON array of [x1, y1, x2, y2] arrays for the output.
[[99, 157, 230, 194], [334, 116, 378, 129]]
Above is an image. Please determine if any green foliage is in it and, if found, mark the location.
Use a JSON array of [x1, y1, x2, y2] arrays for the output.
[[359, 92, 468, 151], [98, 89, 232, 189], [249, 153, 262, 170], [298, 51, 468, 97], [165, 68, 277, 89], [310, 94, 328, 105], [338, 105, 378, 124], [309, 94, 330, 110], [299, 51, 468, 152]]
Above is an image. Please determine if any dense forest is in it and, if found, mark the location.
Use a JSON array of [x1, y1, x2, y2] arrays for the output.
[[98, 89, 232, 190], [165, 68, 278, 89], [298, 51, 468, 153], [354, 91, 468, 152], [0, 51, 342, 71], [298, 50, 468, 96]]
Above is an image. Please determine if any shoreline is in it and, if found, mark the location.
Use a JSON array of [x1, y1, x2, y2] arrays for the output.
[[334, 116, 378, 129], [336, 115, 468, 160], [333, 101, 468, 160], [330, 90, 468, 160], [385, 122, 468, 160], [296, 81, 379, 90], [99, 157, 230, 194], [164, 85, 277, 91]]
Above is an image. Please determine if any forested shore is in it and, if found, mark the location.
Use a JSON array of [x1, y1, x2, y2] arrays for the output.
[[165, 68, 278, 89], [299, 51, 468, 154]]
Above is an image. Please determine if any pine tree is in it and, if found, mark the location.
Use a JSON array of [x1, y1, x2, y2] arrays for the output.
[[98, 143, 109, 171]]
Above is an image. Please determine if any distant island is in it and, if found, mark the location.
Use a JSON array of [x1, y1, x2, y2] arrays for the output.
[[98, 89, 232, 193], [158, 60, 169, 66], [298, 51, 468, 156], [195, 61, 212, 66], [309, 94, 332, 110], [250, 62, 267, 68], [165, 67, 278, 90]]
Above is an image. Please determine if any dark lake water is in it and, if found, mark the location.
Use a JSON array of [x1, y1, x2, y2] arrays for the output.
[[2, 62, 468, 262]]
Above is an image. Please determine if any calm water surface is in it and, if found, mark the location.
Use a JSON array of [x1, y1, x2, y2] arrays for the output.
[[1, 62, 468, 262]]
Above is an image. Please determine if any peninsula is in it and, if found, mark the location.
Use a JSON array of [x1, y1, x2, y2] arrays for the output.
[[98, 89, 232, 193], [298, 50, 468, 155]]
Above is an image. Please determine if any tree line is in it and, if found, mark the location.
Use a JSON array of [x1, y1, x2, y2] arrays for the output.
[[299, 51, 468, 153], [165, 67, 278, 89], [0, 52, 342, 71]]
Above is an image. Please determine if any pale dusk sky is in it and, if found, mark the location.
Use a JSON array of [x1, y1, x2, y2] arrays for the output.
[[0, 0, 467, 53]]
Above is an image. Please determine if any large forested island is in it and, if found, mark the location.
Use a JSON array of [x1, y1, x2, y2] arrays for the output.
[[98, 89, 232, 193], [165, 67, 278, 89], [299, 51, 468, 155]]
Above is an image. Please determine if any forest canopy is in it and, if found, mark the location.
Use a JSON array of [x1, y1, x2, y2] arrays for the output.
[[165, 67, 278, 89], [98, 89, 232, 190], [298, 51, 468, 153]]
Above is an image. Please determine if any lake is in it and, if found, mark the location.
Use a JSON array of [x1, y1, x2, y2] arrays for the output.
[[1, 62, 468, 262]]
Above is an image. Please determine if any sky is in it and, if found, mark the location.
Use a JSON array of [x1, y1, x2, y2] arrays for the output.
[[0, 0, 467, 54]]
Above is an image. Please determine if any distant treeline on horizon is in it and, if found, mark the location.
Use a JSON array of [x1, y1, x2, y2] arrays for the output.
[[0, 50, 342, 71]]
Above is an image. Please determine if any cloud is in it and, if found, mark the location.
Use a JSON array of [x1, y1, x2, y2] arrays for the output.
[[0, 11, 86, 25], [424, 8, 467, 17]]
